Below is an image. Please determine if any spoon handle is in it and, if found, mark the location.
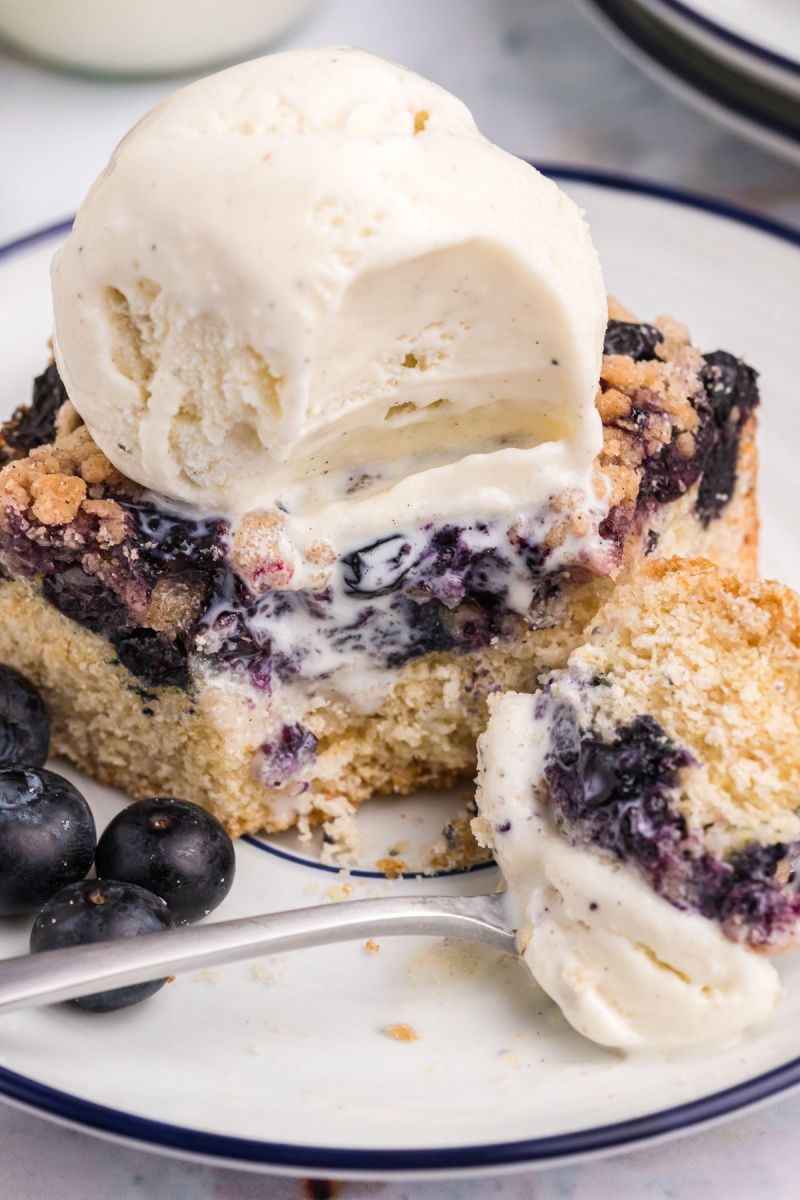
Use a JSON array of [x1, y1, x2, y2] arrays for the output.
[[0, 892, 515, 1014]]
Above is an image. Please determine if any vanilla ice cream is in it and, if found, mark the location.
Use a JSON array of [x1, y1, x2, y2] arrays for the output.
[[51, 46, 607, 569], [475, 691, 781, 1052]]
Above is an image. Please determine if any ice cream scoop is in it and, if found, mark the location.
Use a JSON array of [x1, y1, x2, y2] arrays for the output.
[[475, 691, 782, 1051], [51, 46, 607, 558]]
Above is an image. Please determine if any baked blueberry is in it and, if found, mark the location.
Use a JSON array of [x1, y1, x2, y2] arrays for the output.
[[0, 766, 95, 915], [0, 664, 50, 767], [259, 724, 317, 789], [42, 567, 131, 638], [603, 319, 664, 361], [112, 629, 190, 690], [30, 878, 173, 1012], [4, 362, 68, 454], [95, 798, 235, 923]]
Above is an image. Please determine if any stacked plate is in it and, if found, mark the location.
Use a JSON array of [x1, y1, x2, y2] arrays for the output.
[[578, 0, 800, 166]]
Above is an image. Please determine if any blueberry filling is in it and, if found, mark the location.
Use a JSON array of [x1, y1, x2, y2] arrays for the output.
[[119, 497, 227, 576], [3, 471, 229, 690], [544, 701, 800, 946], [344, 525, 511, 609], [0, 336, 760, 696], [113, 629, 190, 690], [195, 547, 519, 684], [257, 723, 318, 789], [2, 363, 69, 458], [42, 565, 134, 636], [696, 351, 759, 524], [601, 335, 759, 541], [342, 534, 419, 597], [603, 320, 664, 361]]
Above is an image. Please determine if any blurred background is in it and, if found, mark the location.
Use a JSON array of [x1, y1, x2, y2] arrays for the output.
[[1, 0, 799, 1197], [2, 0, 800, 244]]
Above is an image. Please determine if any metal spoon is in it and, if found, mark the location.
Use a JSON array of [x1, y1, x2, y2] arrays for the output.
[[0, 892, 517, 1014]]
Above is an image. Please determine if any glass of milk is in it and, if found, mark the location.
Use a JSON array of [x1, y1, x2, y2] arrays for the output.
[[0, 0, 318, 76]]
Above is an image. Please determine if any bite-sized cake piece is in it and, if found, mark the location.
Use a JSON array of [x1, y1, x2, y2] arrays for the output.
[[0, 48, 760, 848], [475, 558, 800, 1050]]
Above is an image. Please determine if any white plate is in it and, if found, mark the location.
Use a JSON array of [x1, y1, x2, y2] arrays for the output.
[[577, 0, 800, 167], [644, 0, 800, 92], [1, 171, 800, 1181], [633, 0, 800, 101]]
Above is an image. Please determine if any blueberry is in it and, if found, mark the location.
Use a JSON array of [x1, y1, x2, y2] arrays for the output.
[[0, 664, 50, 766], [42, 566, 131, 638], [112, 629, 190, 690], [702, 351, 759, 428], [259, 724, 317, 789], [0, 766, 95, 915], [30, 879, 173, 1012], [118, 498, 228, 568], [694, 351, 761, 526], [94, 798, 235, 923], [603, 320, 664, 361], [4, 362, 68, 454]]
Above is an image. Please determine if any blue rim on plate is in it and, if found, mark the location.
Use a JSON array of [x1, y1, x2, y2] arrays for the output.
[[243, 834, 498, 879], [1, 169, 800, 1174], [647, 0, 800, 80], [583, 0, 800, 148]]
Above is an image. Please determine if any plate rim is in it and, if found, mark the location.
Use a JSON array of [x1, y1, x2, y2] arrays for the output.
[[640, 0, 800, 80], [1, 170, 800, 1176], [579, 0, 800, 159]]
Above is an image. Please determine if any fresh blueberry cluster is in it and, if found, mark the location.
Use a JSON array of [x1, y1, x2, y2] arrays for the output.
[[0, 664, 236, 1011], [544, 697, 800, 946]]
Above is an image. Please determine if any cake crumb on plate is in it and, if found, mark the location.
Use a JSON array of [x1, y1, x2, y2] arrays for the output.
[[195, 969, 220, 984], [383, 1023, 419, 1042]]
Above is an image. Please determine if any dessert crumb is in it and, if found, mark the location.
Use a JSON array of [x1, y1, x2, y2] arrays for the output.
[[324, 881, 356, 903], [376, 857, 407, 878], [365, 938, 380, 954], [383, 1022, 418, 1042], [252, 955, 289, 986], [195, 969, 220, 984], [302, 1180, 339, 1200], [425, 795, 492, 872]]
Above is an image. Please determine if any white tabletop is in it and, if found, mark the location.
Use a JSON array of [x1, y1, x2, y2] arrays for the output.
[[2, 0, 800, 1196]]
